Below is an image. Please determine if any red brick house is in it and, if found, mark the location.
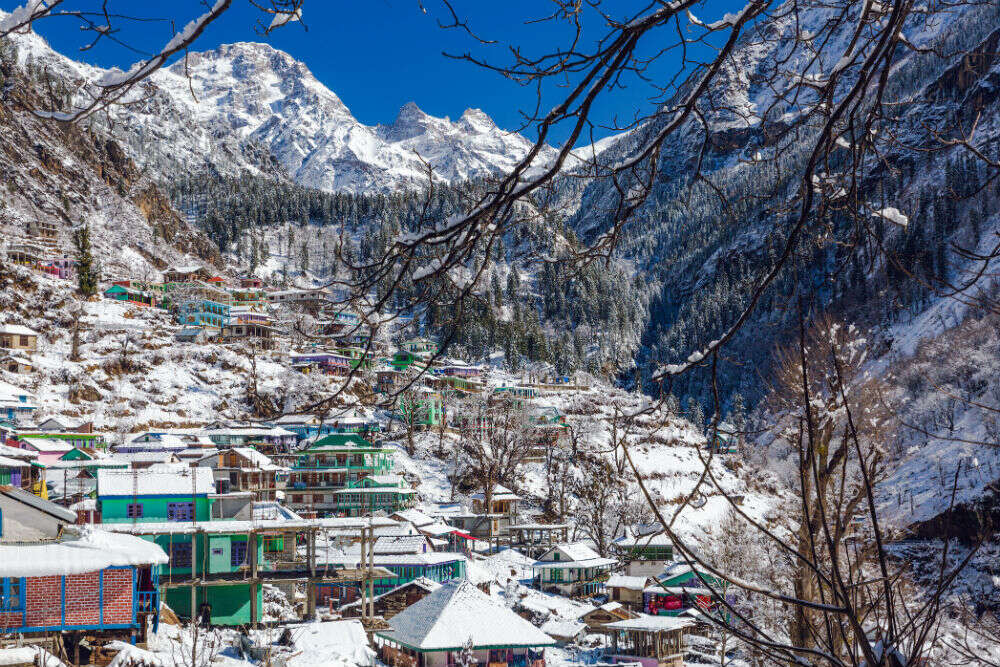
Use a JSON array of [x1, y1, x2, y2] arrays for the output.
[[0, 490, 167, 639]]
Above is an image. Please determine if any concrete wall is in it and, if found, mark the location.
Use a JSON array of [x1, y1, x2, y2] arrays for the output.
[[0, 494, 65, 542]]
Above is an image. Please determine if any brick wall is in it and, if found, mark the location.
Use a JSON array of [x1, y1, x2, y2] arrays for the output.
[[102, 568, 134, 625], [25, 575, 61, 628], [3, 568, 136, 631], [0, 611, 22, 629], [64, 572, 100, 625]]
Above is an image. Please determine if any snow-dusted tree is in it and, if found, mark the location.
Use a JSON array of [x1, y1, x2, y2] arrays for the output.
[[621, 314, 962, 666], [72, 223, 99, 297], [457, 637, 476, 667], [457, 393, 532, 513]]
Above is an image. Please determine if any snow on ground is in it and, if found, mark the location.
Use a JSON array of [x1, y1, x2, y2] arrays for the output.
[[0, 269, 352, 430]]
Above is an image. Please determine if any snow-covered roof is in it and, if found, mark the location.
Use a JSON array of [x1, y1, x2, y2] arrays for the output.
[[18, 437, 72, 453], [416, 521, 457, 537], [0, 443, 37, 460], [392, 508, 434, 528], [227, 447, 284, 471], [165, 265, 203, 275], [0, 528, 167, 577], [341, 577, 441, 612], [0, 455, 30, 468], [613, 531, 673, 548], [463, 559, 494, 585], [469, 484, 520, 502], [373, 535, 429, 555], [602, 616, 694, 632], [535, 543, 616, 568], [0, 325, 39, 337], [377, 580, 556, 650], [606, 574, 652, 591], [540, 618, 586, 639], [114, 452, 179, 464], [201, 426, 295, 438], [97, 467, 215, 497], [318, 548, 465, 568]]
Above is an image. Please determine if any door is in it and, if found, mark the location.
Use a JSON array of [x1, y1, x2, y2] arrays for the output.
[[209, 536, 231, 573]]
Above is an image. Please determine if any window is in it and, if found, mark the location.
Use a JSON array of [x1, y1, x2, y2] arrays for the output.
[[167, 502, 195, 521], [127, 503, 144, 518], [19, 336, 29, 347], [263, 537, 284, 553], [169, 542, 192, 568], [231, 540, 248, 567], [0, 578, 23, 611]]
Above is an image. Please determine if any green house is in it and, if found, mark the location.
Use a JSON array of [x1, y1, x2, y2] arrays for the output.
[[286, 434, 396, 517], [333, 474, 416, 516], [96, 468, 215, 523], [399, 389, 444, 427], [391, 351, 427, 371], [107, 523, 266, 626], [337, 346, 375, 370], [103, 283, 157, 307]]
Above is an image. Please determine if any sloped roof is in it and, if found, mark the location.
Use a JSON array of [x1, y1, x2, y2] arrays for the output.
[[312, 433, 374, 448], [540, 618, 586, 639], [0, 455, 30, 468], [613, 530, 673, 548], [377, 580, 555, 651], [392, 508, 434, 528], [18, 437, 72, 453], [0, 443, 37, 460], [603, 616, 694, 632], [0, 485, 76, 523], [469, 484, 520, 502], [606, 574, 653, 591], [537, 542, 611, 566], [228, 447, 284, 471], [0, 325, 39, 337], [97, 467, 214, 497]]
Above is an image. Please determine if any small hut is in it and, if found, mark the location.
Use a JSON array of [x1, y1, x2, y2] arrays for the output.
[[601, 616, 693, 667]]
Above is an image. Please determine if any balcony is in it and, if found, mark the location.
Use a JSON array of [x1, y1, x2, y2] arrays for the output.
[[135, 590, 159, 613]]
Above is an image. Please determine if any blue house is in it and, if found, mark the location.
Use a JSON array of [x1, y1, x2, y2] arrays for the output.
[[176, 299, 230, 329], [0, 380, 37, 423]]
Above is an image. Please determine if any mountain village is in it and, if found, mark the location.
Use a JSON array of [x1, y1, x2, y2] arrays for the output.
[[0, 248, 744, 667], [5, 0, 1000, 665]]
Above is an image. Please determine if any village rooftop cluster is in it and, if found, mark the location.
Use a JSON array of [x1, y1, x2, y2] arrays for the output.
[[0, 258, 736, 667]]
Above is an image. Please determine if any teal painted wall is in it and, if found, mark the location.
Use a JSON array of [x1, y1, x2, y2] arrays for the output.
[[145, 533, 263, 576], [165, 583, 261, 625], [99, 495, 212, 523]]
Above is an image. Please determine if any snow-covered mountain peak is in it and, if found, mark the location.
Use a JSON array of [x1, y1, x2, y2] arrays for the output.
[[2, 21, 619, 194]]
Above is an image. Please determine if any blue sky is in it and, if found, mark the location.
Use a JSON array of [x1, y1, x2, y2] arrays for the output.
[[7, 0, 744, 145]]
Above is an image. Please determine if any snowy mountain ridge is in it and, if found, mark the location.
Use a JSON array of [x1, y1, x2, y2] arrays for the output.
[[4, 23, 574, 194]]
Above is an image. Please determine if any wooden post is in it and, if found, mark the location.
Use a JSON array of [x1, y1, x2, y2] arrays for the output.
[[367, 524, 375, 619], [249, 530, 259, 627], [190, 533, 199, 624], [306, 528, 317, 619], [358, 526, 368, 620]]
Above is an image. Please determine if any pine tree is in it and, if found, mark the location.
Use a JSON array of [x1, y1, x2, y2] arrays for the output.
[[73, 224, 99, 297]]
